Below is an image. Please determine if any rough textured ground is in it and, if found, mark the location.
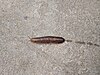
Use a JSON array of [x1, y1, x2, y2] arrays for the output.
[[0, 0, 100, 75]]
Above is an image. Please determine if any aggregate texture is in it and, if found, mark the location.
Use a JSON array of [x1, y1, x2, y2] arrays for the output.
[[0, 0, 100, 75]]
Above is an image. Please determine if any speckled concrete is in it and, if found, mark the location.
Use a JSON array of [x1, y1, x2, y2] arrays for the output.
[[0, 0, 100, 75]]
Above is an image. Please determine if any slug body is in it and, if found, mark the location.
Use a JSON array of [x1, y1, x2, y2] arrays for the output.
[[30, 36, 65, 44]]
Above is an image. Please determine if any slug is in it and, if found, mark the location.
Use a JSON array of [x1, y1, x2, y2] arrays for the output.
[[29, 36, 65, 44]]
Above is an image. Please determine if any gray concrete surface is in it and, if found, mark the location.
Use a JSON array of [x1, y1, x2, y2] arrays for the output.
[[0, 0, 100, 75]]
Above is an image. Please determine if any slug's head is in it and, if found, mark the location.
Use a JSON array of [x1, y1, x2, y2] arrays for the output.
[[28, 36, 33, 42], [28, 36, 38, 43]]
